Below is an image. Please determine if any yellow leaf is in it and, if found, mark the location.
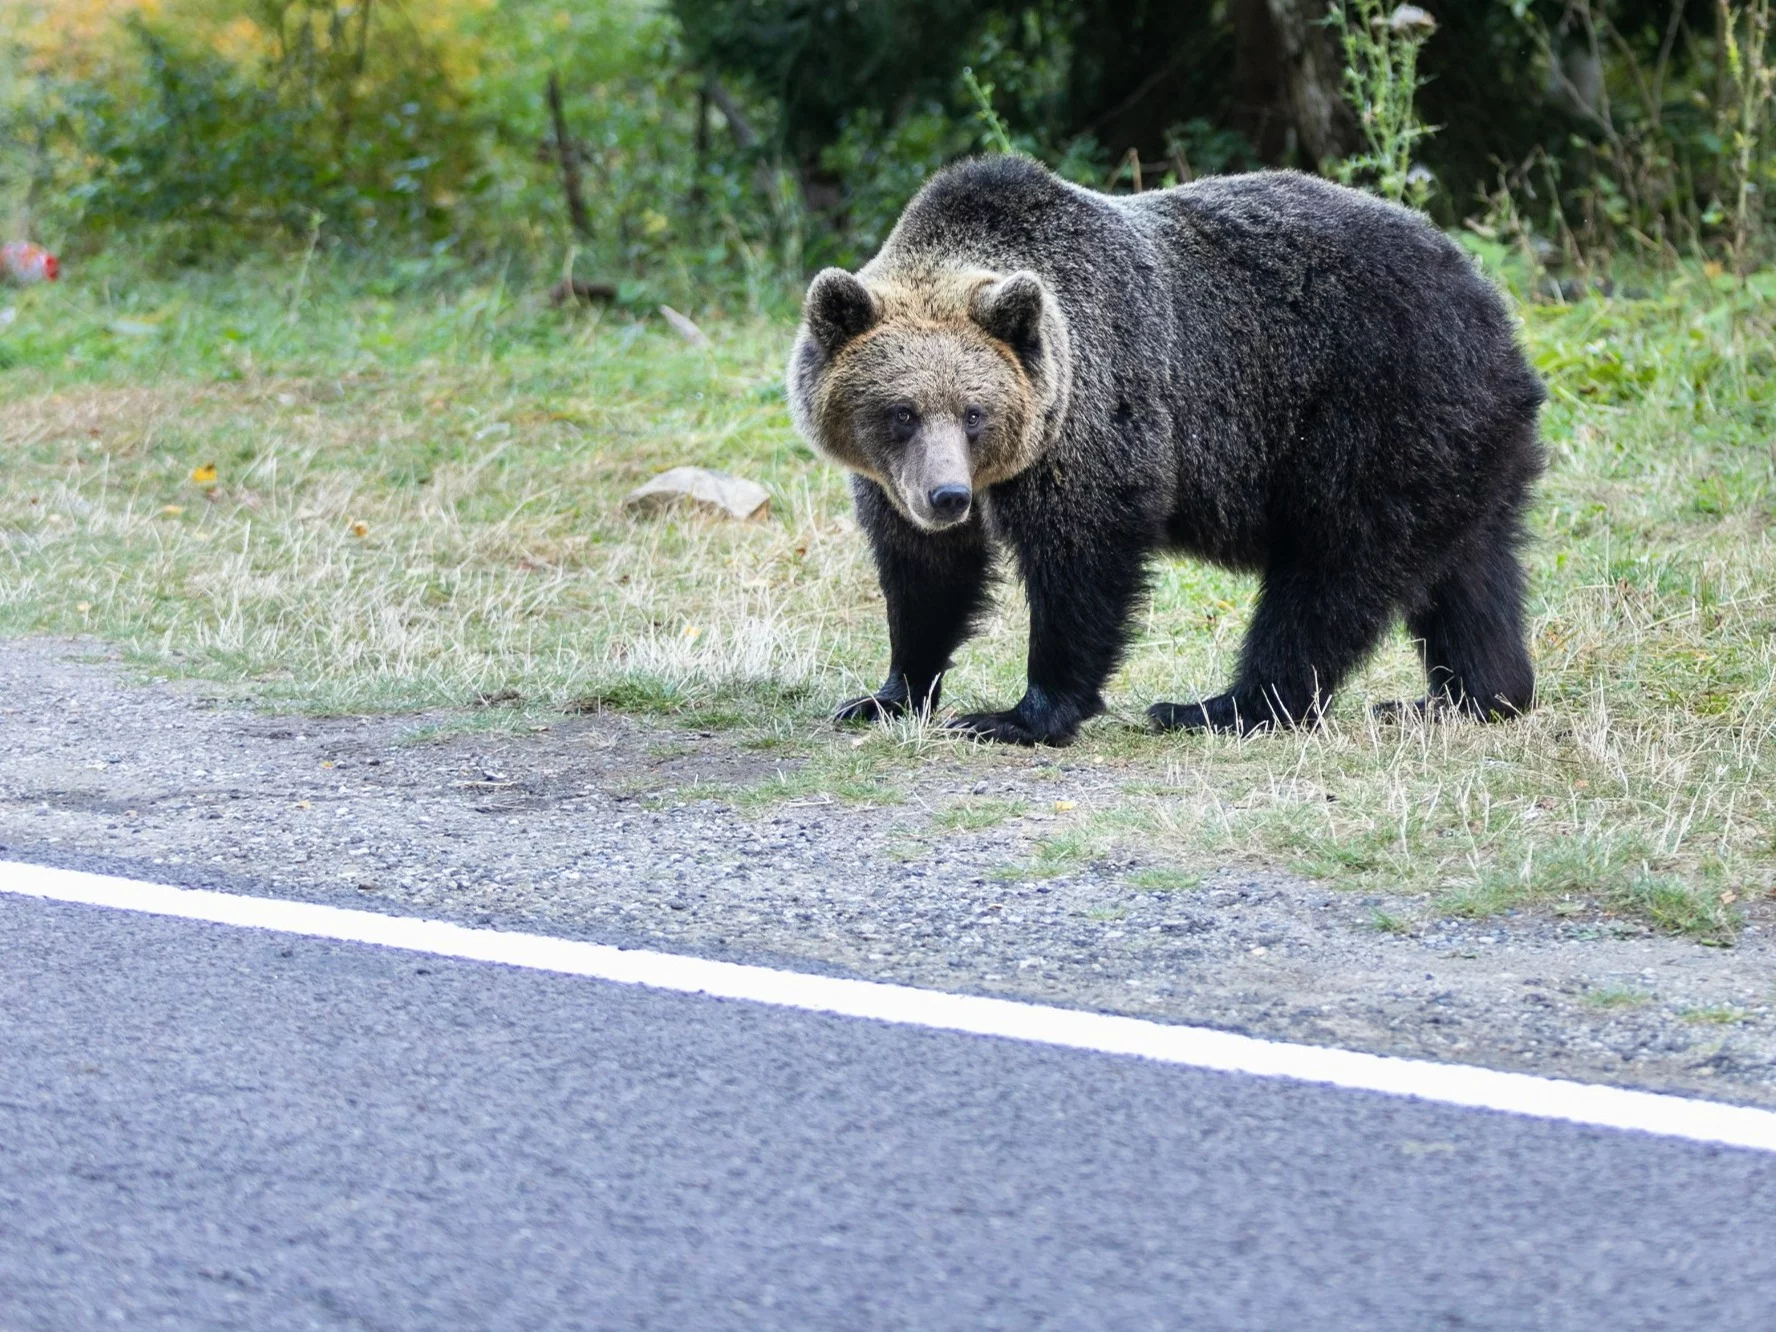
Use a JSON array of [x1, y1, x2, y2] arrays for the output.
[[160, 504, 183, 517], [1053, 799, 1077, 813], [190, 463, 217, 484], [1703, 260, 1724, 278], [350, 520, 369, 538]]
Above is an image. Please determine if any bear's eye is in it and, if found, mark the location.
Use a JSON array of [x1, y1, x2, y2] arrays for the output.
[[963, 406, 984, 433], [894, 406, 915, 427]]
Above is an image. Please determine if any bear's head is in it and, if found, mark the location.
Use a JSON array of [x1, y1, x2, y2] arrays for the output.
[[786, 265, 1071, 531]]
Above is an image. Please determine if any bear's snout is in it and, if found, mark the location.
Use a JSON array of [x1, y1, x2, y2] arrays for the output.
[[928, 484, 972, 523], [892, 421, 974, 530]]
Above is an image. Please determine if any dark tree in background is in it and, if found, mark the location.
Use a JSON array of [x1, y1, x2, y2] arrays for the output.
[[22, 0, 1756, 275], [672, 0, 1742, 247], [1235, 0, 1355, 166]]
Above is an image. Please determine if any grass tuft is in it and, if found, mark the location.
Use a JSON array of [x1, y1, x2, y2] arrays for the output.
[[931, 797, 1028, 832]]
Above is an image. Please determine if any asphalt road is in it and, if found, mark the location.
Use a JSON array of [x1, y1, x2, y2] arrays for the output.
[[4, 889, 1775, 1331]]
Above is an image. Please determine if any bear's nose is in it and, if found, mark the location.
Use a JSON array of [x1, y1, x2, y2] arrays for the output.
[[928, 484, 972, 522]]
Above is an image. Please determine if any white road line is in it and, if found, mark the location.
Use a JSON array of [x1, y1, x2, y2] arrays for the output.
[[5, 858, 1775, 1154]]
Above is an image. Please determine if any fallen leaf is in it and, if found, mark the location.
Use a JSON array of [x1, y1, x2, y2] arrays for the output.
[[349, 520, 369, 537], [1703, 260, 1724, 278], [190, 463, 217, 484], [75, 601, 91, 612], [1053, 799, 1077, 813], [1719, 890, 1739, 905], [160, 504, 183, 517]]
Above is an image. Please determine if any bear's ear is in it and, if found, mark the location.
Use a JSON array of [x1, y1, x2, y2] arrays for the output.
[[803, 268, 879, 356], [971, 270, 1048, 365]]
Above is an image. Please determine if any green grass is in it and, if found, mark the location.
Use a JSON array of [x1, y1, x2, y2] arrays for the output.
[[1680, 1005, 1751, 1025], [931, 796, 1028, 832], [701, 750, 906, 813], [1369, 910, 1413, 935], [3, 252, 1774, 939], [1128, 867, 1204, 893], [988, 829, 1100, 882]]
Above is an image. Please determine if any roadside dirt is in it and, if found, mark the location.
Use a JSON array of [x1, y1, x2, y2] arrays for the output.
[[3, 636, 1773, 1106]]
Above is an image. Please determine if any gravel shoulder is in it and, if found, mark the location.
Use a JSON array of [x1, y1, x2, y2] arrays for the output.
[[4, 636, 1773, 1106]]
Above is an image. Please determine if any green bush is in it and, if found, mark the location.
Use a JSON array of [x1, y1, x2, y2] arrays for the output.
[[39, 11, 483, 261]]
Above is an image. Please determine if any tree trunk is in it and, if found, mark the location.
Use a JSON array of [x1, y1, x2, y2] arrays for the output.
[[1265, 0, 1355, 167], [547, 72, 593, 241], [1232, 0, 1355, 168], [690, 78, 711, 210], [706, 78, 760, 150], [1231, 0, 1290, 161]]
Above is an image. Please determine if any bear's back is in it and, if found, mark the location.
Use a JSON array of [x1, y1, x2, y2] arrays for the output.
[[1132, 170, 1489, 315], [1128, 169, 1536, 427], [872, 156, 1137, 285]]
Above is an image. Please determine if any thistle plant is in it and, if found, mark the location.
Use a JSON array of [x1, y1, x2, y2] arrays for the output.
[[962, 66, 1016, 156], [1326, 1, 1440, 211], [1718, 0, 1774, 275]]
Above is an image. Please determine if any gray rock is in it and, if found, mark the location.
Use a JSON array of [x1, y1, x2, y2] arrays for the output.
[[622, 466, 770, 521]]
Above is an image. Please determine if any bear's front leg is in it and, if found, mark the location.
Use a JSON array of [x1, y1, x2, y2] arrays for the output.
[[836, 476, 996, 725], [946, 514, 1149, 746]]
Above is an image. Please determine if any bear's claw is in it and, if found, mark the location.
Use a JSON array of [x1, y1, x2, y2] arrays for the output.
[[1149, 696, 1284, 736], [945, 709, 1045, 745], [1373, 693, 1527, 723], [834, 692, 907, 724], [1371, 697, 1437, 721]]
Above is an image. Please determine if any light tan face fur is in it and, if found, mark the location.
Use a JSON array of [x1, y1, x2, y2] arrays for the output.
[[801, 275, 1043, 531]]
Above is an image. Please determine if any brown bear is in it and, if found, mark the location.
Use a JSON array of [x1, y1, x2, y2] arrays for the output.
[[787, 154, 1545, 745]]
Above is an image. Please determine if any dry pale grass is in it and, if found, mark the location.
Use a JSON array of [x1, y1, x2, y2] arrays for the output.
[[2, 262, 1772, 936]]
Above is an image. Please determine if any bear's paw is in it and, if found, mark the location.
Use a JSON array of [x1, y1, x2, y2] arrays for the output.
[[1149, 695, 1287, 736], [834, 691, 908, 724]]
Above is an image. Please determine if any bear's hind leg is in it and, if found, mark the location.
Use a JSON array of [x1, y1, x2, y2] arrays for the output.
[[1396, 517, 1534, 721], [1150, 563, 1396, 735]]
